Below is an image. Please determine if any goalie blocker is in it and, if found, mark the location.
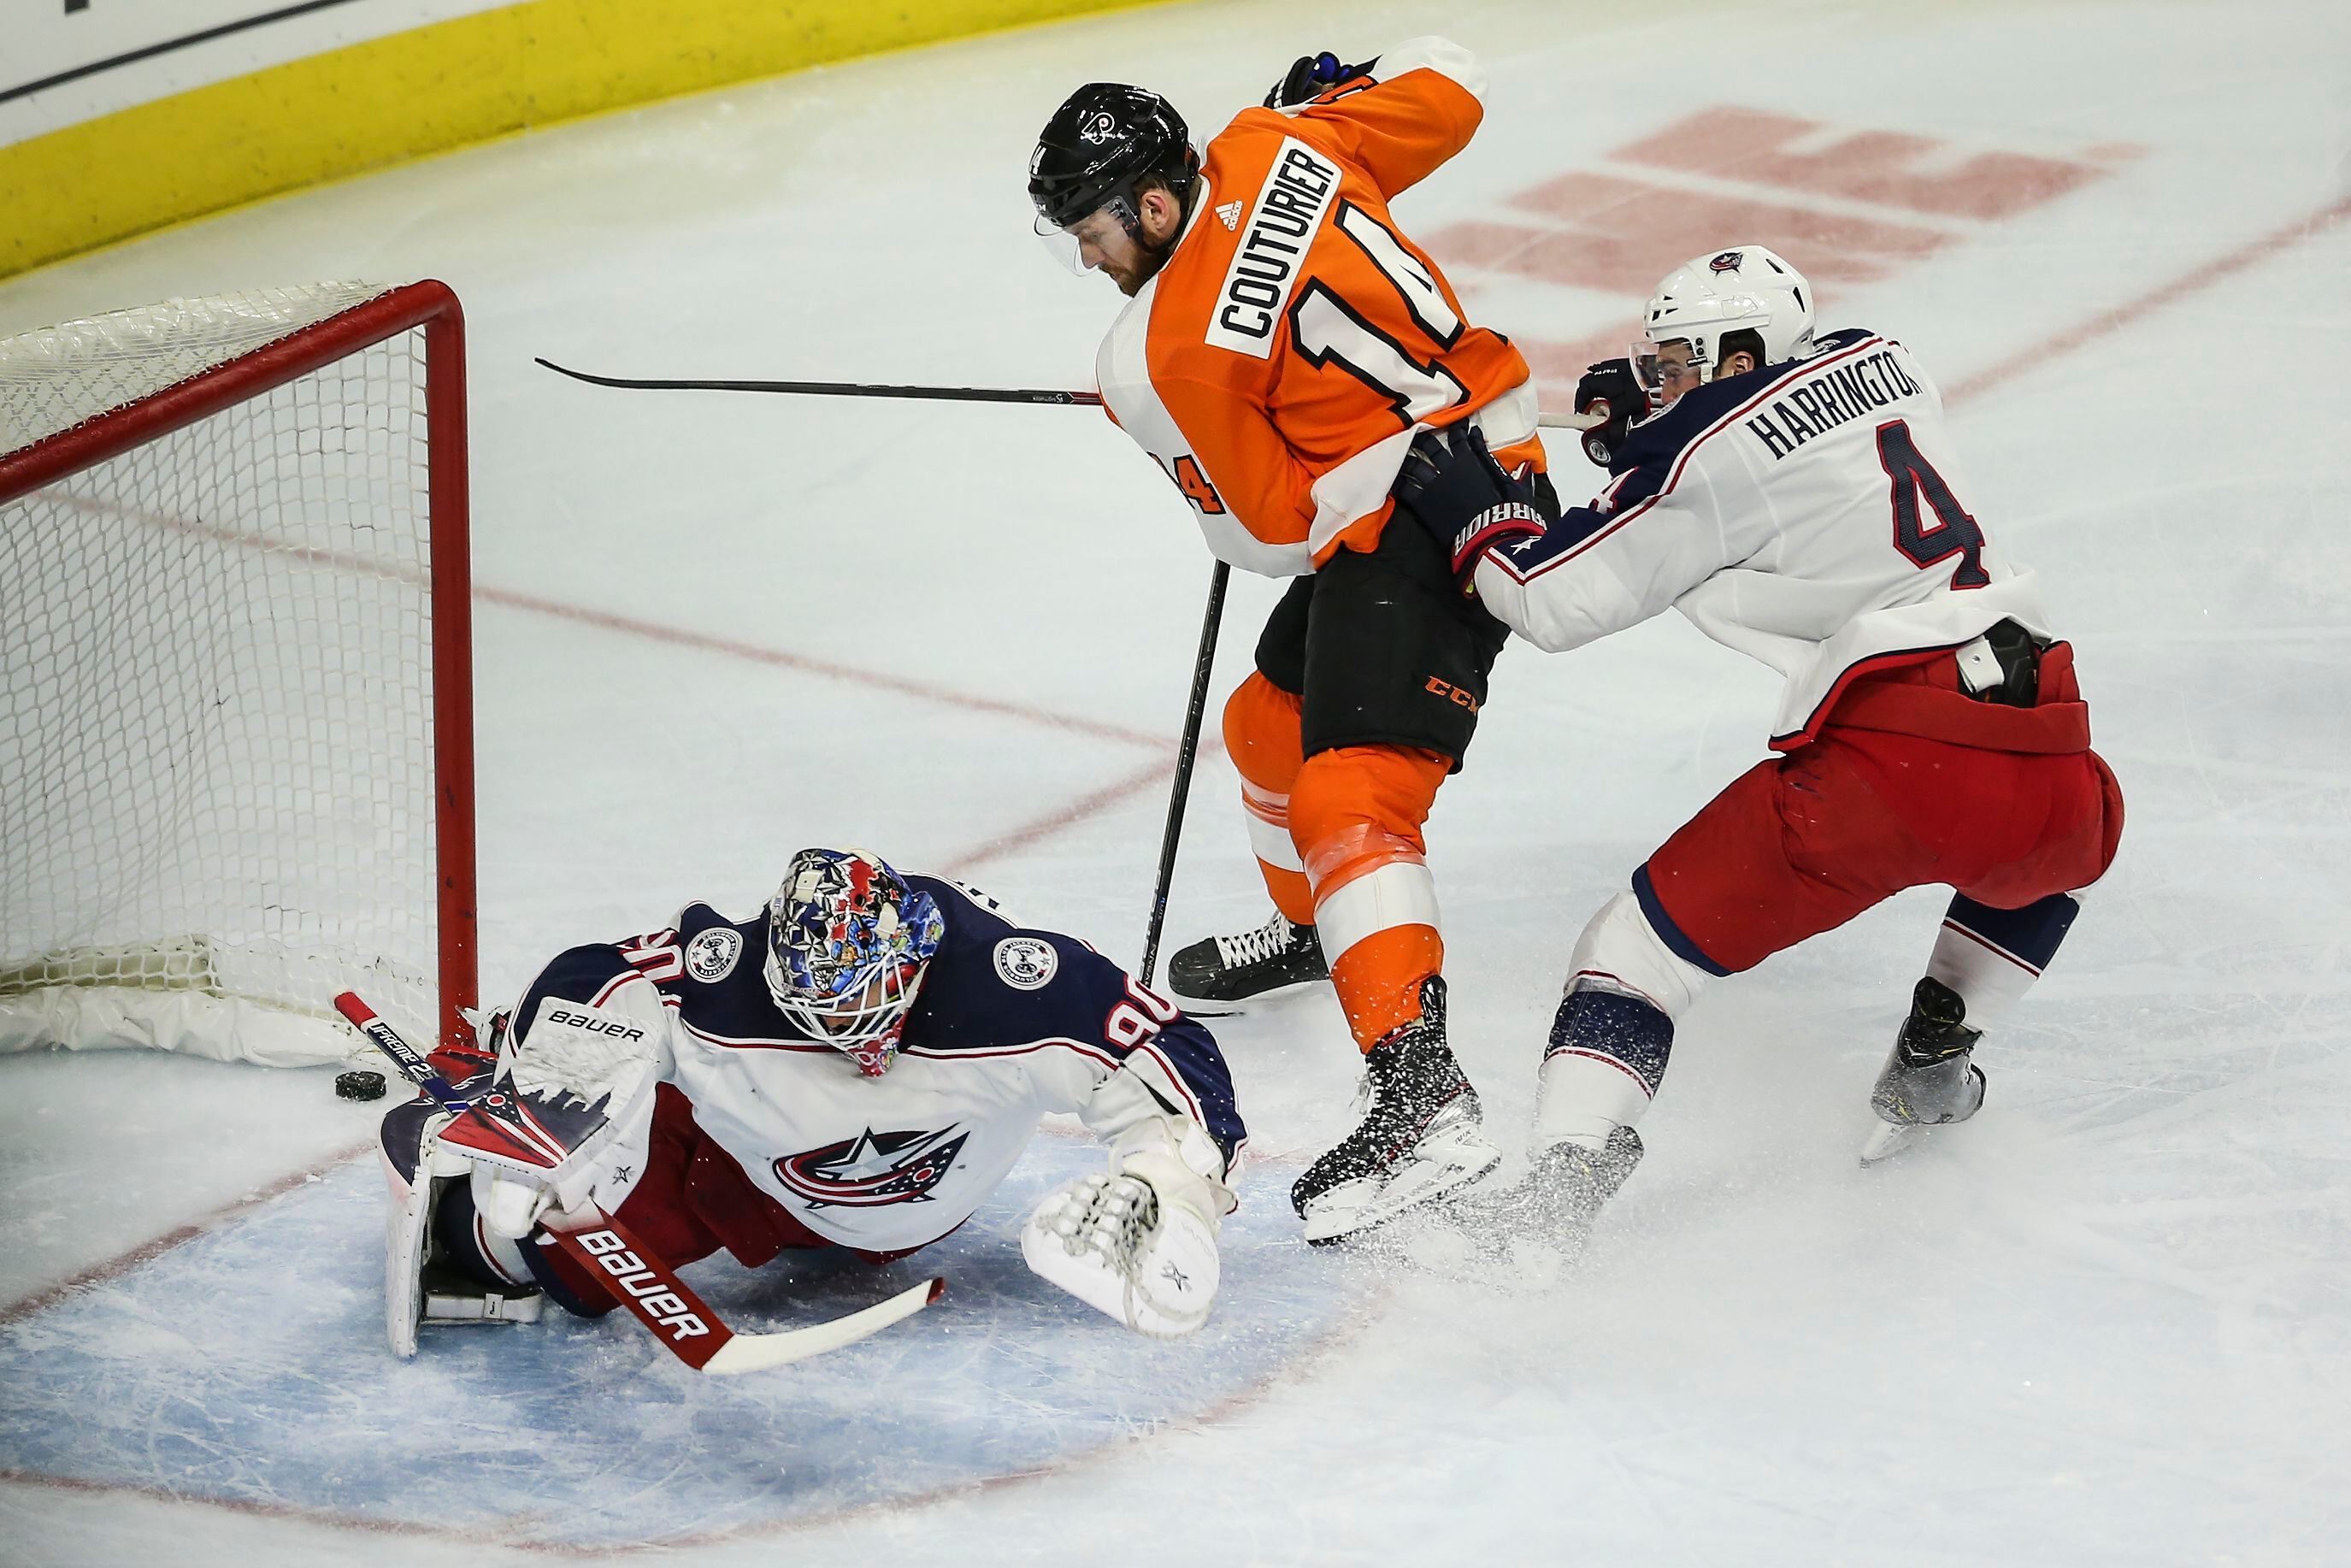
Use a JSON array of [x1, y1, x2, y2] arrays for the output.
[[373, 847, 1246, 1359]]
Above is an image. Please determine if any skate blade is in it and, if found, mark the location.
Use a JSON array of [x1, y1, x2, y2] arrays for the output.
[[1302, 1141, 1503, 1247], [1164, 976, 1325, 1017], [1859, 1120, 1931, 1167]]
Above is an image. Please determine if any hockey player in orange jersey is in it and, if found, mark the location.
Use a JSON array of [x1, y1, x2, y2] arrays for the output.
[[1030, 42, 1547, 1242]]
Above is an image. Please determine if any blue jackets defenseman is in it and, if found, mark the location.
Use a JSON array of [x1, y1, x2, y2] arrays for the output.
[[380, 848, 1247, 1349]]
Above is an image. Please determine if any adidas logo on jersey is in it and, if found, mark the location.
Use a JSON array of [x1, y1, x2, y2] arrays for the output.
[[1216, 199, 1243, 230]]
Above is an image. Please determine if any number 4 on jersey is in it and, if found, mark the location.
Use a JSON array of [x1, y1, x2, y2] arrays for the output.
[[1877, 419, 1989, 588], [1161, 453, 1226, 516]]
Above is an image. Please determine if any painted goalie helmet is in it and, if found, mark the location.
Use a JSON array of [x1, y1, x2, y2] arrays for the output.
[[764, 847, 945, 1076]]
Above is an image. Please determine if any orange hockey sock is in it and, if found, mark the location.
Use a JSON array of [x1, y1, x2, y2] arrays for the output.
[[1290, 746, 1452, 1051], [1223, 673, 1315, 926]]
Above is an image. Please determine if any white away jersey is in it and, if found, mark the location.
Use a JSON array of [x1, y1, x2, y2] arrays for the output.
[[500, 877, 1243, 1254], [1472, 327, 2053, 747]]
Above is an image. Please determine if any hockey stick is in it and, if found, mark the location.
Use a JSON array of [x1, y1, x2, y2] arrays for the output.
[[333, 991, 944, 1375], [1140, 560, 1229, 991], [534, 357, 1102, 409], [533, 357, 1606, 429]]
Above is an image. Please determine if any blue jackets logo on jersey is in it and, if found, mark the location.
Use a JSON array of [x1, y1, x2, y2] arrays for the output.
[[685, 927, 742, 982], [993, 936, 1058, 990], [774, 1126, 971, 1208]]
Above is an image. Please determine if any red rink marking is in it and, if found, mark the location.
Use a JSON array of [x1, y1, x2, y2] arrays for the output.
[[1473, 169, 1950, 288], [0, 1141, 374, 1329], [1439, 104, 2125, 395], [1612, 105, 2114, 221], [1947, 194, 2351, 404]]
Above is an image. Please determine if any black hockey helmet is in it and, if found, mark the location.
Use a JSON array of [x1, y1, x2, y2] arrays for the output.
[[1028, 82, 1198, 235]]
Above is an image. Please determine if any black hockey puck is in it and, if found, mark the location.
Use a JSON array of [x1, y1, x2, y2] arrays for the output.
[[335, 1069, 388, 1101]]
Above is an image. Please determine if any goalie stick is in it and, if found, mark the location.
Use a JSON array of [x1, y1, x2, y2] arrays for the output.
[[533, 357, 1606, 429], [333, 991, 944, 1374]]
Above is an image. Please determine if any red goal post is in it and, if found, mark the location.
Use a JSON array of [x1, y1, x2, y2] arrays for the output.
[[0, 281, 476, 1065]]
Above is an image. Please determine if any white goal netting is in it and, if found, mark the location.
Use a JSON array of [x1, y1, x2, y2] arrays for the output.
[[0, 284, 468, 1066]]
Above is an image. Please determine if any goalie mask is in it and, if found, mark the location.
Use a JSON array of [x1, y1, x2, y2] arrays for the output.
[[764, 847, 945, 1076], [1632, 245, 1816, 397]]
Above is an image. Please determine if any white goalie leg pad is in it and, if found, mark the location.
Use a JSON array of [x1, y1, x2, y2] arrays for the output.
[[1022, 1117, 1229, 1338], [383, 1117, 477, 1359]]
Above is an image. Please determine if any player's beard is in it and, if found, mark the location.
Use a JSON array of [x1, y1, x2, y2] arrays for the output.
[[1103, 239, 1172, 298]]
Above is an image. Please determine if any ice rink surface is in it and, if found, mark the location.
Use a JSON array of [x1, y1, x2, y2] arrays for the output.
[[4, 0, 2349, 1562]]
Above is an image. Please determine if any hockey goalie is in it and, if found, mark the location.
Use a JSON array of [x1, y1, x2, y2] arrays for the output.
[[377, 846, 1246, 1358]]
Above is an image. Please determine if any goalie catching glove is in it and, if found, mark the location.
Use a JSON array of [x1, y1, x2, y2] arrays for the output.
[[1394, 423, 1557, 588], [1022, 1113, 1234, 1338]]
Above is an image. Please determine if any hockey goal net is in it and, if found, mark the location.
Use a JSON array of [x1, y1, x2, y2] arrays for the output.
[[0, 280, 475, 1067]]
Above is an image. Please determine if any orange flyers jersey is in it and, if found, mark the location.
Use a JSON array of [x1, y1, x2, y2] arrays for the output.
[[1093, 38, 1543, 578]]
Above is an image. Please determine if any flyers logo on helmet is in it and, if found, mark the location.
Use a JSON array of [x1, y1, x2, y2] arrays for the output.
[[1081, 110, 1119, 144], [774, 1125, 970, 1208]]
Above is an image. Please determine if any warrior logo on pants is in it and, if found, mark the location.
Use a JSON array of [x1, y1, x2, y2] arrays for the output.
[[775, 1126, 970, 1207]]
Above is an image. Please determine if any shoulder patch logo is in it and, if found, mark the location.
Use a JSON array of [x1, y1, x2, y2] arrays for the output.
[[993, 935, 1058, 991], [684, 926, 742, 982], [1216, 198, 1243, 230]]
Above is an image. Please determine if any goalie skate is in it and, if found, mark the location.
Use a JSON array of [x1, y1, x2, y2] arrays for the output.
[[1293, 978, 1500, 1245]]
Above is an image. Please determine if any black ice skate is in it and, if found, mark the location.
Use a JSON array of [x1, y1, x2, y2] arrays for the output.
[[1166, 911, 1328, 1006], [1292, 977, 1501, 1245], [1860, 977, 1988, 1165]]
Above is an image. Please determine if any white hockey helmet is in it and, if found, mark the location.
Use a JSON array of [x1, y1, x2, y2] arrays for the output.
[[1633, 245, 1815, 393]]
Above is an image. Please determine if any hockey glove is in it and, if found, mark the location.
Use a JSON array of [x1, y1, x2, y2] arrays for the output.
[[1022, 1115, 1231, 1338], [1393, 424, 1553, 588], [439, 996, 665, 1237], [1573, 358, 1650, 468], [1264, 51, 1366, 108]]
